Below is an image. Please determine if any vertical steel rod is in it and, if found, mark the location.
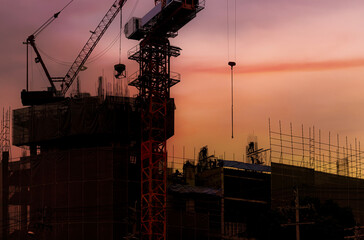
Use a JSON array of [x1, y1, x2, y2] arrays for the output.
[[231, 66, 234, 138]]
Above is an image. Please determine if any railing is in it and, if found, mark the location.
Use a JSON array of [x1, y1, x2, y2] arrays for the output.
[[170, 72, 181, 81], [128, 71, 181, 85], [198, 0, 206, 9], [127, 44, 140, 60], [128, 71, 140, 84]]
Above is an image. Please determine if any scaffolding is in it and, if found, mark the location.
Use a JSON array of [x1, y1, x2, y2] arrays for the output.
[[4, 146, 140, 240], [1, 107, 11, 158], [269, 120, 364, 179]]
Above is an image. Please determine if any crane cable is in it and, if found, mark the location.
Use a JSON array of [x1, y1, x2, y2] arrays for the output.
[[119, 3, 122, 64], [36, 0, 141, 67], [32, 0, 74, 37], [227, 0, 237, 139], [82, 0, 139, 64], [37, 32, 120, 66]]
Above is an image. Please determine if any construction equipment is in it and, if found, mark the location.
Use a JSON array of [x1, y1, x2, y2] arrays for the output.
[[23, 1, 204, 239], [22, 0, 128, 106], [125, 1, 204, 239]]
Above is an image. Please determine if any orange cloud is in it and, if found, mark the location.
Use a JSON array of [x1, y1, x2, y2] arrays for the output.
[[187, 58, 364, 75]]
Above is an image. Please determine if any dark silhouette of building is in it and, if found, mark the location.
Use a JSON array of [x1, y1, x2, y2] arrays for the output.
[[4, 106, 364, 239], [5, 96, 174, 240]]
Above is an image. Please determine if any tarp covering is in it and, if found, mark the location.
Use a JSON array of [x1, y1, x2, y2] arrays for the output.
[[222, 160, 271, 172]]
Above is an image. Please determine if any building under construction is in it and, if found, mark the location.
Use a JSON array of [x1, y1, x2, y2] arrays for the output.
[[2, 98, 272, 239], [15, 0, 206, 239], [2, 104, 364, 239], [6, 96, 156, 239], [2, 0, 364, 238]]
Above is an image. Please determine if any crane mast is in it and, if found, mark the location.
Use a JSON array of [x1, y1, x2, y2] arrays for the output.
[[126, 1, 204, 239]]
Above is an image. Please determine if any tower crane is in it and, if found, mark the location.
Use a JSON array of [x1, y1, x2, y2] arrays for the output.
[[124, 1, 204, 239], [22, 0, 128, 106]]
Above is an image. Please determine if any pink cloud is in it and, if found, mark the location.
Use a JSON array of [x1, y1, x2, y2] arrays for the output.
[[187, 58, 364, 75]]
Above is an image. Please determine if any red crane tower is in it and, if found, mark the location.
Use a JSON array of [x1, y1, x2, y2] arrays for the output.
[[126, 1, 204, 239]]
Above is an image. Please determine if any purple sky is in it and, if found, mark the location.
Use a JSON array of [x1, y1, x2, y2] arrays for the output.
[[2, 0, 364, 165]]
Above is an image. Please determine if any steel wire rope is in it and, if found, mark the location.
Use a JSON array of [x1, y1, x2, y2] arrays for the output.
[[119, 3, 123, 64], [227, 0, 230, 62], [32, 0, 74, 38], [87, 0, 139, 64], [86, 33, 120, 63], [33, 0, 141, 69], [37, 47, 73, 66], [227, 0, 237, 139], [36, 31, 120, 68], [234, 0, 236, 62]]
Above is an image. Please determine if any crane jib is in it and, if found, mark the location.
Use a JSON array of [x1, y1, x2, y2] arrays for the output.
[[61, 0, 125, 96]]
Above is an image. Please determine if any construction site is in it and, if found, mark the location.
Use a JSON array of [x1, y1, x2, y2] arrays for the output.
[[3, 99, 364, 239], [1, 0, 364, 240]]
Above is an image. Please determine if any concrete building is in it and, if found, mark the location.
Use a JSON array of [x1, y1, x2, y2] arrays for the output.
[[4, 96, 174, 240]]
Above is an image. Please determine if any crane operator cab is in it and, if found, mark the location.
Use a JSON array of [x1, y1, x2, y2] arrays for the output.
[[125, 0, 204, 41]]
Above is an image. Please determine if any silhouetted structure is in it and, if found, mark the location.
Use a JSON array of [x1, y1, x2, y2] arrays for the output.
[[166, 147, 271, 239], [269, 121, 364, 224], [6, 96, 174, 240], [4, 115, 364, 239]]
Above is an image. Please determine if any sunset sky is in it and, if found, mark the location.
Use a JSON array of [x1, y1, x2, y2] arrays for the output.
[[2, 0, 364, 163]]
